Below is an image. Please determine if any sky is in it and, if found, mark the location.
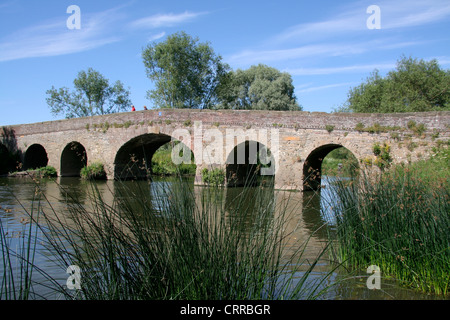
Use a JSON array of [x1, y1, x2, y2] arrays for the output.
[[1, 0, 450, 126]]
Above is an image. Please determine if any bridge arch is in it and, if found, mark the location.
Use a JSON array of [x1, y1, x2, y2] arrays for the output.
[[303, 143, 359, 191], [226, 140, 275, 187], [24, 144, 48, 170], [114, 133, 195, 180], [61, 141, 87, 177]]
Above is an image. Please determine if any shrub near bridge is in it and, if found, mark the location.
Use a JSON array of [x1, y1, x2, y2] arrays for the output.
[[80, 162, 107, 180]]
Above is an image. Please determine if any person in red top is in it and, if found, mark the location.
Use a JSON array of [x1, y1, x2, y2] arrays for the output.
[[131, 105, 135, 111]]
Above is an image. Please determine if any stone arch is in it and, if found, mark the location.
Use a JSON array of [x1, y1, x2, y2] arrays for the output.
[[114, 133, 195, 180], [225, 140, 275, 187], [24, 144, 48, 170], [61, 141, 87, 177], [303, 143, 359, 191]]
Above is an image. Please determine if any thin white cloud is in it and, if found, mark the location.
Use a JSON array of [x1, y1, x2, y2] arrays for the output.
[[286, 63, 396, 76], [0, 8, 123, 62], [272, 14, 362, 45], [433, 56, 450, 66], [381, 0, 450, 29], [271, 0, 450, 44], [297, 82, 353, 93], [148, 32, 166, 42], [228, 43, 369, 66], [227, 39, 421, 67], [129, 11, 207, 29]]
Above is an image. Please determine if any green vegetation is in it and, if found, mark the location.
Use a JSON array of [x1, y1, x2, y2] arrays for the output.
[[372, 142, 393, 170], [151, 143, 196, 176], [325, 125, 335, 133], [329, 147, 450, 295], [354, 122, 402, 134], [142, 31, 229, 109], [201, 168, 225, 186], [35, 166, 57, 178], [46, 68, 132, 119], [407, 120, 427, 137], [218, 64, 301, 111], [80, 162, 107, 180], [321, 148, 359, 177], [142, 32, 301, 111], [343, 56, 450, 113]]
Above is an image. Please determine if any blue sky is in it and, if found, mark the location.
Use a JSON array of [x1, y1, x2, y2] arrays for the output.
[[1, 0, 449, 126]]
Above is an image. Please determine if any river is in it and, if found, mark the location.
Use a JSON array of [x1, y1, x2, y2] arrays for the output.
[[0, 175, 444, 300]]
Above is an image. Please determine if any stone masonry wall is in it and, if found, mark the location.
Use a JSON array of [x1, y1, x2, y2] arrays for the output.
[[2, 110, 449, 190]]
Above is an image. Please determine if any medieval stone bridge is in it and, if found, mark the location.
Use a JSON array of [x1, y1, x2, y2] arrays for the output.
[[1, 109, 449, 191]]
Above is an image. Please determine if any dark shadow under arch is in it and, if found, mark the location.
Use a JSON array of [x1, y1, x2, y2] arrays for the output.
[[24, 144, 48, 170], [303, 144, 358, 191], [0, 143, 13, 175], [61, 141, 87, 177], [226, 140, 274, 187], [114, 133, 195, 180]]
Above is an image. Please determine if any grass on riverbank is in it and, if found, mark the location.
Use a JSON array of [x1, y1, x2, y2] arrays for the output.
[[328, 147, 450, 295]]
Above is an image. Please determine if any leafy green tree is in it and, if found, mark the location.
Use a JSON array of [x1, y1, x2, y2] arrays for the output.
[[345, 56, 450, 113], [46, 68, 132, 118], [142, 31, 230, 109], [218, 64, 301, 111]]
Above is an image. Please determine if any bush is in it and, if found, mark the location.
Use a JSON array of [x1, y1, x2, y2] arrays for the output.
[[355, 122, 365, 132], [407, 120, 427, 137], [372, 142, 392, 170], [201, 168, 225, 186], [325, 125, 335, 133], [80, 162, 107, 180], [36, 166, 57, 178]]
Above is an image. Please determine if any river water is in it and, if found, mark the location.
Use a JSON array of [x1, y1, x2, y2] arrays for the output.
[[0, 176, 444, 300]]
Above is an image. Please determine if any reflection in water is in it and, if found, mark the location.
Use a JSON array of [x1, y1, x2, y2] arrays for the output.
[[0, 176, 443, 300]]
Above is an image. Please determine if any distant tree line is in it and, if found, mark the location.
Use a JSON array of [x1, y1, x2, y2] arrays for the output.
[[338, 56, 450, 113]]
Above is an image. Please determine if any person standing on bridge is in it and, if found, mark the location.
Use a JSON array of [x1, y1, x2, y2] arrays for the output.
[[131, 105, 136, 111]]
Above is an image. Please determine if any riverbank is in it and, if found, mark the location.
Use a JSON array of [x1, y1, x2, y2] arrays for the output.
[[328, 146, 449, 296], [1, 166, 57, 179]]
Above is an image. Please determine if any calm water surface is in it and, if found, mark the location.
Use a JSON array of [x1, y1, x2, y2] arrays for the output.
[[0, 176, 444, 300]]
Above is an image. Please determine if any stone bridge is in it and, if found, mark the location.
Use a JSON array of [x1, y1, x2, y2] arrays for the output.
[[1, 109, 449, 191]]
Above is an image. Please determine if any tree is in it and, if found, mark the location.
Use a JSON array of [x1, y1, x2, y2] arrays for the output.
[[142, 31, 230, 109], [46, 68, 132, 118], [345, 56, 450, 113], [218, 64, 302, 111]]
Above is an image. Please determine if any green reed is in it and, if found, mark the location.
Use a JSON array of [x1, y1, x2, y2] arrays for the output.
[[327, 157, 450, 295], [2, 171, 336, 300]]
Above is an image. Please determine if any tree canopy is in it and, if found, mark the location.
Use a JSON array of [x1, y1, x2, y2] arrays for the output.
[[142, 32, 301, 111], [344, 56, 450, 113], [142, 31, 230, 109], [46, 68, 132, 119], [218, 64, 302, 111]]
